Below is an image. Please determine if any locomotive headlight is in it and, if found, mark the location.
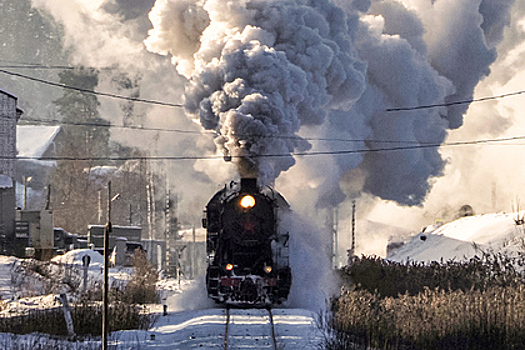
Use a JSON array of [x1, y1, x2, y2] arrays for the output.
[[240, 195, 256, 209], [225, 263, 234, 271], [264, 265, 272, 274]]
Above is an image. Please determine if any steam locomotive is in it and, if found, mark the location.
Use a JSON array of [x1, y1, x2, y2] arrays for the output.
[[203, 178, 292, 306]]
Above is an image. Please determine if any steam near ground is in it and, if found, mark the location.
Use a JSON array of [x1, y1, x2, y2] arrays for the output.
[[285, 212, 339, 311], [167, 212, 338, 312]]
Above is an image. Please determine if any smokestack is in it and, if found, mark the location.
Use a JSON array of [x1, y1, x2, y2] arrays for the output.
[[240, 178, 258, 193]]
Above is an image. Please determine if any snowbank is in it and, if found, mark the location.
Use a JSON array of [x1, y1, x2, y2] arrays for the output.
[[388, 212, 525, 263]]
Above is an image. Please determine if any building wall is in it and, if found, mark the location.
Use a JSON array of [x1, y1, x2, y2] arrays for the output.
[[0, 90, 20, 255], [0, 91, 18, 177], [0, 185, 15, 254]]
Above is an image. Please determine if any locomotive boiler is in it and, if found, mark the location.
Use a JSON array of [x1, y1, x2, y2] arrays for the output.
[[203, 178, 292, 306]]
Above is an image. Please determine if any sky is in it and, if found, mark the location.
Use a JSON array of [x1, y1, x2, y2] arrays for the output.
[[1, 0, 525, 258]]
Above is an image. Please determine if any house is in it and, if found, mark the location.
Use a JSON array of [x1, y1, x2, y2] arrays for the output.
[[0, 89, 22, 176], [0, 89, 22, 254], [16, 125, 62, 209]]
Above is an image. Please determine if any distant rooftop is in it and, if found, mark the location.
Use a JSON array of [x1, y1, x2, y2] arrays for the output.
[[0, 89, 18, 100], [0, 175, 13, 189], [17, 125, 61, 158]]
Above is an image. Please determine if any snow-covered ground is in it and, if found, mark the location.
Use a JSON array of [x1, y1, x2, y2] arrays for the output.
[[109, 308, 323, 349], [1, 211, 523, 349], [0, 250, 325, 349]]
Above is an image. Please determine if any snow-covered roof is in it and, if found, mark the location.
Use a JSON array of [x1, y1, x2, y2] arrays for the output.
[[0, 174, 13, 188], [17, 125, 61, 158], [178, 228, 206, 242], [0, 89, 18, 100], [387, 212, 525, 263]]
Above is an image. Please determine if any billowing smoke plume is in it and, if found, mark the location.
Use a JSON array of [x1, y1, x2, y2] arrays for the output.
[[145, 0, 513, 208], [146, 0, 367, 183], [25, 0, 515, 211]]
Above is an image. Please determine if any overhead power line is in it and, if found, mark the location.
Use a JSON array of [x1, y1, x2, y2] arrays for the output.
[[19, 116, 213, 136], [0, 65, 75, 70], [0, 69, 184, 108], [1, 66, 524, 112], [14, 115, 525, 145], [10, 134, 525, 162], [0, 60, 114, 70], [386, 90, 525, 112], [17, 116, 423, 144]]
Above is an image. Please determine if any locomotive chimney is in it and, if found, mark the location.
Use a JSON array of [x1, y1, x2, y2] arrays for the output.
[[240, 178, 258, 193]]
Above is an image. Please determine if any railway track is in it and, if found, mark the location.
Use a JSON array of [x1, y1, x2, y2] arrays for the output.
[[224, 307, 277, 350]]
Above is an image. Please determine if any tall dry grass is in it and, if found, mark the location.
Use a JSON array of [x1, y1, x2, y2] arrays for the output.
[[330, 254, 525, 350]]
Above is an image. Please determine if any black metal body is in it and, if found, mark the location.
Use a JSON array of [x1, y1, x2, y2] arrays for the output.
[[204, 178, 292, 306]]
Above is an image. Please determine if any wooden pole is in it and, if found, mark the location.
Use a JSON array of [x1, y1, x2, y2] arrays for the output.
[[58, 293, 75, 337], [165, 176, 171, 275], [348, 200, 356, 265]]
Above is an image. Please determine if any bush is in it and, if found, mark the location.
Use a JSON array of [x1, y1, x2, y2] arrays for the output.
[[2, 251, 160, 336], [116, 249, 159, 305], [0, 297, 154, 336], [333, 285, 525, 350]]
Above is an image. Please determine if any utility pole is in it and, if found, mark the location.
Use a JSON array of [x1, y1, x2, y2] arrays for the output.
[[326, 206, 339, 269], [23, 176, 32, 210], [98, 190, 103, 223], [348, 200, 356, 264], [333, 206, 338, 269], [102, 181, 112, 350], [191, 225, 196, 279], [165, 176, 171, 275]]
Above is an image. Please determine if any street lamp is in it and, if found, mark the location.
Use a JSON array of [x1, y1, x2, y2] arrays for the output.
[[23, 176, 33, 210]]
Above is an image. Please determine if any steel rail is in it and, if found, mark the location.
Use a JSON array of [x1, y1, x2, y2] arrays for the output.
[[224, 307, 231, 350], [267, 308, 277, 350], [223, 307, 277, 350]]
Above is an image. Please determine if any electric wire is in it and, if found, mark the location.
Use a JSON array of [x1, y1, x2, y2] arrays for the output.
[[1, 66, 524, 112], [386, 90, 525, 112], [0, 65, 75, 70], [9, 134, 525, 162], [3, 64, 525, 153], [0, 69, 184, 108], [16, 116, 422, 144]]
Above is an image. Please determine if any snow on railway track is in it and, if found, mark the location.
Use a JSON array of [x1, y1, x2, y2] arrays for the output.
[[110, 308, 323, 349], [224, 308, 277, 350]]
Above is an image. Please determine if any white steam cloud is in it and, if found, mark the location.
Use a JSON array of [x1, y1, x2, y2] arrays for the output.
[[284, 212, 340, 311], [29, 0, 516, 213], [145, 0, 513, 208]]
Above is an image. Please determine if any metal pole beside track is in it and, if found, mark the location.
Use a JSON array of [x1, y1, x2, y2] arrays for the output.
[[103, 181, 112, 350]]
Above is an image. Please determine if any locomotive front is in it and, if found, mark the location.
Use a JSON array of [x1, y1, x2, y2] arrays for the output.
[[204, 178, 292, 306]]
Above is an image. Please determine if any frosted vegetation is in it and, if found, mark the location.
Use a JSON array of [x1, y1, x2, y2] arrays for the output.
[[0, 250, 157, 342]]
